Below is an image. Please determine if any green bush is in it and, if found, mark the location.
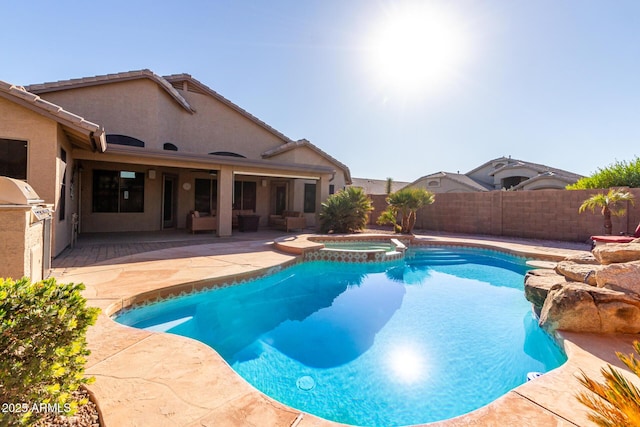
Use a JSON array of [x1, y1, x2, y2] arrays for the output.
[[0, 277, 99, 425], [319, 187, 373, 233], [568, 157, 640, 189], [377, 187, 435, 234]]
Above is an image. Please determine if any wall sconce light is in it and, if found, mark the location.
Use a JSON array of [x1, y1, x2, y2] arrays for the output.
[[209, 170, 217, 176], [148, 169, 156, 180], [261, 179, 267, 187]]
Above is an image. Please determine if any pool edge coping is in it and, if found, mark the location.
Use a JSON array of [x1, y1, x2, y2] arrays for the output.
[[54, 234, 626, 427]]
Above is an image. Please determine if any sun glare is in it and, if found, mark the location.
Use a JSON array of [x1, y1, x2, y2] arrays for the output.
[[365, 2, 469, 100], [387, 344, 428, 384]]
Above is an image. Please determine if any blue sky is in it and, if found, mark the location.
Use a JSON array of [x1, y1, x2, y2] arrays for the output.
[[3, 1, 639, 182]]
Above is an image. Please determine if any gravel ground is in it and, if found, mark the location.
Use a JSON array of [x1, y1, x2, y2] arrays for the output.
[[33, 389, 100, 427]]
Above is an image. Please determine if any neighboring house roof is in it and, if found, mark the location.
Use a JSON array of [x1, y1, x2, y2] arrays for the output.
[[469, 156, 583, 181], [0, 80, 106, 152], [488, 158, 583, 181], [510, 171, 578, 190], [262, 139, 352, 184], [407, 171, 491, 192], [349, 177, 410, 195], [25, 69, 195, 114]]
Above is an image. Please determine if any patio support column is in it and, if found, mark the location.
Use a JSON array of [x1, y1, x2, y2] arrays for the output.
[[315, 174, 330, 226], [217, 166, 233, 237]]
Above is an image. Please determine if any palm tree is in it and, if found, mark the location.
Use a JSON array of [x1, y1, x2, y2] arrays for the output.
[[576, 340, 640, 426], [579, 188, 635, 235], [378, 188, 435, 234]]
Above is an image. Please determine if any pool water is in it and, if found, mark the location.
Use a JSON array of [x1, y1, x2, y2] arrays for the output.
[[116, 247, 566, 427]]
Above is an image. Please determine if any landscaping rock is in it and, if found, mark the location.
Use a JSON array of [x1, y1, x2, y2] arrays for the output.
[[595, 261, 640, 296], [592, 243, 640, 265], [538, 283, 640, 334], [524, 269, 569, 314], [563, 252, 598, 264], [554, 260, 600, 286]]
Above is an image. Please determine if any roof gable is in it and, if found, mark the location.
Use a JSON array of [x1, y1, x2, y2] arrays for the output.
[[407, 171, 490, 192], [25, 69, 194, 114], [0, 80, 106, 152], [163, 74, 293, 144], [262, 139, 352, 184]]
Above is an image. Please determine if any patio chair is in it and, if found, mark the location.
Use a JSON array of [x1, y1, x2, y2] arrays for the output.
[[591, 222, 640, 247]]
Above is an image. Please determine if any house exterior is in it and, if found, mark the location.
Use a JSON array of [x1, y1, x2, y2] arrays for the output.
[[349, 177, 410, 195], [0, 70, 351, 260], [407, 156, 583, 193]]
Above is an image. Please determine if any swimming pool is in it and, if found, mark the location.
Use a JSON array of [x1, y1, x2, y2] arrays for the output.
[[116, 247, 566, 426]]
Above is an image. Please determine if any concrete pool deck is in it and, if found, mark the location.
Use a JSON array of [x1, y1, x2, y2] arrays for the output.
[[50, 230, 640, 427]]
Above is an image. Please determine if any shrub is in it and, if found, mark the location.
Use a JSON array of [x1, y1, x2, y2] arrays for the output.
[[377, 187, 435, 234], [319, 187, 373, 233], [577, 340, 640, 426], [568, 157, 640, 189], [0, 277, 99, 426]]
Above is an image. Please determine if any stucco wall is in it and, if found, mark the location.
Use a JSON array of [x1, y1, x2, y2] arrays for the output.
[[39, 80, 288, 158], [175, 89, 286, 158], [0, 98, 73, 256]]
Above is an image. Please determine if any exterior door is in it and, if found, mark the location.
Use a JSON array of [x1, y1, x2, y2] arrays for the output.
[[272, 182, 288, 215], [162, 174, 178, 229]]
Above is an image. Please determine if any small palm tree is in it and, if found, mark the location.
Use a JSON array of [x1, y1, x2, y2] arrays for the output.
[[579, 188, 635, 235], [319, 187, 373, 234], [377, 188, 435, 234], [576, 340, 640, 426]]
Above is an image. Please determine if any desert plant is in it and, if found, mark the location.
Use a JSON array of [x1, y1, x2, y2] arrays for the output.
[[377, 187, 435, 234], [0, 277, 99, 426], [385, 177, 393, 195], [576, 340, 640, 426], [319, 187, 373, 233], [578, 188, 635, 235], [568, 157, 640, 189]]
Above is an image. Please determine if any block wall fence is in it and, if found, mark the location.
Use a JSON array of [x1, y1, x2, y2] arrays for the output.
[[368, 188, 640, 242]]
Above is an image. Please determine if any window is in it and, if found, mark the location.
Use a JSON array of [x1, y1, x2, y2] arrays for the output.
[[233, 181, 256, 211], [501, 176, 528, 189], [92, 170, 144, 213], [304, 183, 316, 213], [59, 148, 67, 221], [329, 184, 335, 195], [163, 143, 178, 151], [106, 134, 145, 147], [209, 151, 246, 158], [194, 178, 217, 213], [0, 138, 27, 179]]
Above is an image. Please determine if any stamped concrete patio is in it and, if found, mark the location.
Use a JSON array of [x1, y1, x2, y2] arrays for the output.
[[50, 230, 639, 427]]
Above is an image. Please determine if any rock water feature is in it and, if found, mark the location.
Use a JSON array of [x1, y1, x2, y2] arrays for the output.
[[525, 241, 640, 333]]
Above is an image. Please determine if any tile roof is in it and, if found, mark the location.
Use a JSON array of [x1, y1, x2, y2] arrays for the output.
[[262, 139, 352, 184], [0, 80, 106, 152], [407, 171, 491, 192], [25, 69, 194, 113]]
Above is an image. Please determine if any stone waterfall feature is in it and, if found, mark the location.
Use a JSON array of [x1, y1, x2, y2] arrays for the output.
[[525, 242, 640, 334]]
